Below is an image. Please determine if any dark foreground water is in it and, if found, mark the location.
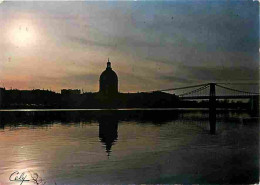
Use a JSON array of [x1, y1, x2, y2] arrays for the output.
[[0, 109, 258, 184]]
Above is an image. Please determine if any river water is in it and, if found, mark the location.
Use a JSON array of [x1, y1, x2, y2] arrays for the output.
[[0, 109, 258, 184]]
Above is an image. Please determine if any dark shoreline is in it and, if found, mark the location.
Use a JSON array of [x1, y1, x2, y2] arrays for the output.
[[0, 107, 253, 111]]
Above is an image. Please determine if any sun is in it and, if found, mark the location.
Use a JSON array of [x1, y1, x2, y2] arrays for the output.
[[9, 21, 37, 48]]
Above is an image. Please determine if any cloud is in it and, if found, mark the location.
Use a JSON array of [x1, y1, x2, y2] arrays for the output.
[[180, 66, 259, 82], [0, 1, 258, 92], [160, 75, 199, 84], [68, 36, 116, 48], [64, 73, 98, 84]]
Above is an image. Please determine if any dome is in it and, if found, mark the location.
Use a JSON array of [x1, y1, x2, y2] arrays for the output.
[[99, 59, 118, 95], [100, 68, 118, 82]]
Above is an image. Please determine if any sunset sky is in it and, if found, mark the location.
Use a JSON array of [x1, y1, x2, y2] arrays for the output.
[[0, 1, 258, 93]]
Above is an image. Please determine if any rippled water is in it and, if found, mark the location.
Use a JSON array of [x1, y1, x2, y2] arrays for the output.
[[0, 110, 258, 184]]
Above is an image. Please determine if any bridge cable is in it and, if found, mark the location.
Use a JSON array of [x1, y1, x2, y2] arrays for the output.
[[151, 83, 210, 93], [178, 85, 210, 97], [215, 84, 259, 95], [217, 82, 258, 85]]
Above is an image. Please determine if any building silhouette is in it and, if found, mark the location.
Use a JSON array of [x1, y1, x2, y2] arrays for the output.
[[61, 89, 81, 95], [99, 58, 118, 95], [0, 88, 5, 108]]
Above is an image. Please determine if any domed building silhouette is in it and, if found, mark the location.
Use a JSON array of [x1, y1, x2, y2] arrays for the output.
[[99, 58, 118, 95]]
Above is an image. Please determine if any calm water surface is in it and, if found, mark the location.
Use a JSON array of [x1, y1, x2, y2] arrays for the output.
[[0, 110, 258, 184]]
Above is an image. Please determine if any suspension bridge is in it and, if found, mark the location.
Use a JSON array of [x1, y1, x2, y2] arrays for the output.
[[154, 83, 259, 99], [150, 82, 259, 111], [149, 82, 259, 134]]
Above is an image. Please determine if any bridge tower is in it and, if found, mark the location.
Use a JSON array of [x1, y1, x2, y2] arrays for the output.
[[250, 96, 259, 114], [209, 83, 216, 134]]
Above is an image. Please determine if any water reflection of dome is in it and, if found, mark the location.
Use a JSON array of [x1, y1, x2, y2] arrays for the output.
[[98, 116, 118, 157], [99, 58, 118, 95]]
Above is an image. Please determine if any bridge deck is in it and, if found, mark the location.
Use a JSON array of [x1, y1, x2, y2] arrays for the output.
[[180, 95, 259, 100]]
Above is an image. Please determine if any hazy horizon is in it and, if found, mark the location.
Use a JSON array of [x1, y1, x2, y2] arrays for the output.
[[0, 1, 258, 93]]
